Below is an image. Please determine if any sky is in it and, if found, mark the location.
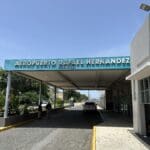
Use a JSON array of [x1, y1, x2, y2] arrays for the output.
[[0, 0, 149, 98]]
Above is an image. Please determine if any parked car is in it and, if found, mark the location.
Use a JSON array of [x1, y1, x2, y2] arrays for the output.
[[41, 103, 47, 111], [83, 101, 97, 112]]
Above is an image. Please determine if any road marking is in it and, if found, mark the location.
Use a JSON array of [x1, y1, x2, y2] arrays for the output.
[[91, 126, 96, 150], [0, 119, 34, 132]]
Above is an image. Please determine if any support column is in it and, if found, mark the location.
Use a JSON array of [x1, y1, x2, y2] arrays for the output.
[[54, 87, 57, 109], [4, 72, 11, 118], [132, 80, 146, 135], [38, 81, 42, 105], [106, 89, 113, 111]]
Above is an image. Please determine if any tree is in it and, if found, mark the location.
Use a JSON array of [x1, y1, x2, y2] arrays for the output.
[[64, 90, 87, 102], [0, 69, 7, 91], [0, 71, 50, 114], [0, 90, 5, 111]]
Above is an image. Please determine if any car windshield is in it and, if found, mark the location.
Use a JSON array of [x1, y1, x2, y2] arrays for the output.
[[85, 102, 95, 105]]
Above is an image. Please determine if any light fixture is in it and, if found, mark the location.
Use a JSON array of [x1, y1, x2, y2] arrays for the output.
[[140, 3, 150, 11]]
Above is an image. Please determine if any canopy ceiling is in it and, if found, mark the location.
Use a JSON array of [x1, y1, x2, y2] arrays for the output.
[[18, 70, 130, 90]]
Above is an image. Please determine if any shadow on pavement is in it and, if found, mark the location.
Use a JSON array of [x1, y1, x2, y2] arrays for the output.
[[17, 109, 103, 129], [97, 110, 133, 127], [128, 130, 150, 149], [16, 108, 133, 129]]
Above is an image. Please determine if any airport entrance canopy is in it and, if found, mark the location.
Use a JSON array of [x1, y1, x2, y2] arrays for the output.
[[4, 56, 130, 90]]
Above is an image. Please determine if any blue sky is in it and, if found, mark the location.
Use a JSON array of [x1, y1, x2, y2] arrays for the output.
[[0, 0, 149, 98], [0, 0, 149, 64]]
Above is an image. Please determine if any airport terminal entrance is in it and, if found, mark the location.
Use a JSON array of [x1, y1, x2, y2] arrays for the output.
[[4, 56, 132, 118]]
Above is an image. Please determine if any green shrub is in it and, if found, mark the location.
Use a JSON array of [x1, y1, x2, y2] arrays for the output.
[[18, 104, 29, 115], [20, 91, 39, 104], [0, 91, 5, 111], [56, 98, 64, 108]]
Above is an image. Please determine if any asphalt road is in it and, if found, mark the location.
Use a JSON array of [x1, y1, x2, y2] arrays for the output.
[[0, 104, 102, 150]]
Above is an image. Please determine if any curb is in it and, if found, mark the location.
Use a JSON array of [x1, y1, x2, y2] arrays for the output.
[[0, 119, 34, 132], [91, 126, 96, 150]]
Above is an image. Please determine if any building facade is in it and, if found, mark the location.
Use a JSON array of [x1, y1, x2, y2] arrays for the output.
[[127, 14, 150, 136]]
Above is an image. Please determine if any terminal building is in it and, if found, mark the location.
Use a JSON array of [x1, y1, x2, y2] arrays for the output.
[[127, 14, 150, 136]]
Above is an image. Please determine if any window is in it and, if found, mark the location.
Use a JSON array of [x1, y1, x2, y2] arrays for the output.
[[140, 77, 150, 104]]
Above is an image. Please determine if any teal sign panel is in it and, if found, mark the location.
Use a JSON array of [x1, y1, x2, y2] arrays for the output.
[[4, 56, 130, 71]]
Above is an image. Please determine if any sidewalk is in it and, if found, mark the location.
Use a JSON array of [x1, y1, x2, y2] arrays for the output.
[[95, 111, 150, 150]]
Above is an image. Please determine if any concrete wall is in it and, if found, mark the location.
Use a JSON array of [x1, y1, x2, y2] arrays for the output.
[[0, 113, 38, 127], [130, 14, 150, 135], [5, 113, 38, 126], [131, 14, 150, 72], [0, 107, 64, 127], [0, 117, 5, 126]]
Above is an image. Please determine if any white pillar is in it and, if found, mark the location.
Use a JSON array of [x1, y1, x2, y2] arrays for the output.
[[132, 80, 146, 135], [4, 72, 11, 118], [38, 81, 42, 105], [103, 91, 106, 110], [137, 80, 146, 135]]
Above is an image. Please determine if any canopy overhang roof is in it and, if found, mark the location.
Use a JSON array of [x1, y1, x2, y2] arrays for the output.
[[4, 56, 130, 90], [126, 62, 150, 80]]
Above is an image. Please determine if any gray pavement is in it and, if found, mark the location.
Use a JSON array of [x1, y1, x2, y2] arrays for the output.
[[0, 105, 102, 150], [96, 111, 150, 150]]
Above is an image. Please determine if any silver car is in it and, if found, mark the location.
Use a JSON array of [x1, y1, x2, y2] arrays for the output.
[[83, 102, 97, 112]]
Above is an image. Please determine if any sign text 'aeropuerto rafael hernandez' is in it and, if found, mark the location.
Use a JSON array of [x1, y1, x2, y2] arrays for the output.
[[4, 56, 130, 71]]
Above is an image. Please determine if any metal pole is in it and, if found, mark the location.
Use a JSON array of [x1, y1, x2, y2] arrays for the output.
[[38, 81, 42, 105], [4, 72, 11, 118], [63, 89, 65, 101], [88, 90, 90, 101]]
